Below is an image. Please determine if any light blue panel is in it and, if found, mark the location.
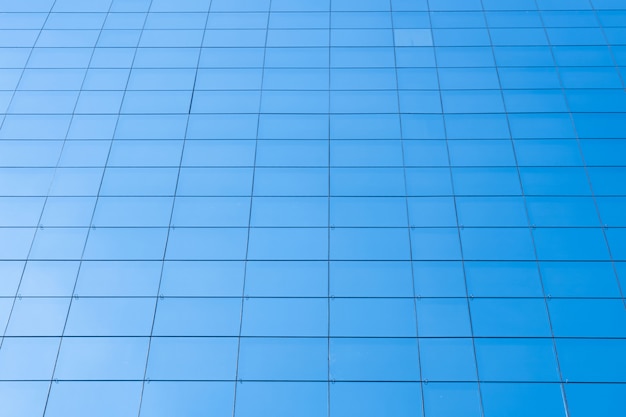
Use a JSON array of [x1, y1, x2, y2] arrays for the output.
[[140, 382, 235, 417], [420, 338, 477, 381], [481, 383, 567, 417], [0, 337, 60, 380], [330, 338, 420, 381], [475, 338, 560, 382], [160, 261, 245, 297], [153, 298, 241, 336], [470, 298, 552, 337], [331, 382, 423, 417], [330, 261, 414, 297], [238, 338, 327, 380], [45, 382, 143, 417], [246, 261, 327, 297], [331, 298, 416, 337], [423, 383, 482, 417], [54, 337, 149, 380], [331, 228, 411, 260], [242, 298, 327, 336], [64, 297, 156, 336], [416, 298, 472, 337], [0, 382, 49, 417], [237, 382, 326, 417], [147, 337, 238, 380]]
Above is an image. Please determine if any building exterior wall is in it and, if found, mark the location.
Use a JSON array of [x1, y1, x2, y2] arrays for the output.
[[0, 0, 625, 416]]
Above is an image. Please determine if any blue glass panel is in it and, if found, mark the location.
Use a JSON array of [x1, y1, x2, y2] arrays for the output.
[[566, 384, 626, 417], [475, 338, 560, 382], [413, 261, 467, 297], [331, 228, 411, 260], [420, 338, 477, 381], [423, 383, 482, 417], [330, 338, 420, 381], [532, 228, 610, 261], [242, 298, 327, 336], [160, 261, 244, 297], [237, 382, 327, 417], [0, 382, 48, 417], [470, 298, 552, 337], [465, 261, 543, 298], [332, 197, 407, 227], [247, 261, 327, 297], [55, 337, 149, 380], [549, 299, 626, 337], [77, 261, 161, 296], [20, 261, 78, 296], [481, 383, 566, 417], [416, 298, 471, 337], [456, 197, 527, 227], [331, 261, 413, 297], [557, 339, 626, 382], [238, 338, 327, 380], [5, 298, 70, 336], [147, 337, 238, 380], [331, 298, 416, 337], [153, 298, 241, 336], [140, 382, 234, 417], [541, 262, 620, 298], [0, 337, 59, 380], [331, 382, 422, 417], [45, 382, 143, 417]]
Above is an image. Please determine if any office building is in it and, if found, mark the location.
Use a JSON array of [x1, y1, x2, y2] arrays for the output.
[[0, 0, 625, 416]]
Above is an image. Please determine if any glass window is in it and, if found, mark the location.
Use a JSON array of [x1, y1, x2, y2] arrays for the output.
[[549, 299, 626, 337], [331, 197, 407, 227], [251, 196, 327, 227], [246, 261, 327, 297], [481, 383, 567, 417], [55, 337, 149, 380], [456, 196, 527, 227], [331, 382, 422, 417], [242, 298, 327, 336], [465, 261, 543, 298], [420, 338, 477, 381], [413, 261, 466, 297], [556, 338, 626, 382], [0, 382, 48, 417], [140, 382, 234, 417], [532, 228, 610, 261], [541, 261, 620, 298], [248, 228, 327, 260], [330, 338, 420, 381], [20, 261, 78, 296], [238, 338, 327, 380], [160, 261, 244, 297], [45, 382, 143, 417], [331, 228, 411, 260], [475, 338, 560, 381], [147, 337, 238, 380], [470, 298, 552, 337], [77, 261, 161, 297], [5, 298, 70, 336], [153, 298, 241, 336], [330, 261, 413, 297], [64, 297, 156, 336], [237, 382, 327, 417], [423, 383, 481, 417], [331, 298, 416, 337], [416, 298, 471, 337]]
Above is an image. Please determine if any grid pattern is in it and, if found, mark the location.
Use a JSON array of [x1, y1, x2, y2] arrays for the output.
[[1, 0, 626, 416]]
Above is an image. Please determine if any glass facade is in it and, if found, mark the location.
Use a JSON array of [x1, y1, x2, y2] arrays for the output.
[[1, 0, 625, 416]]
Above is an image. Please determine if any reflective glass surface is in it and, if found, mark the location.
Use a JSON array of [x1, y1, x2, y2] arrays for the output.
[[1, 0, 625, 416]]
